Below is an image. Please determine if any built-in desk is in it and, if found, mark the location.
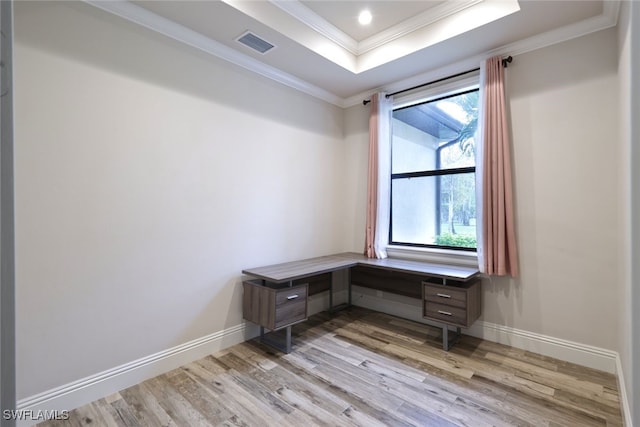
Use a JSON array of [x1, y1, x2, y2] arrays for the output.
[[242, 252, 480, 352]]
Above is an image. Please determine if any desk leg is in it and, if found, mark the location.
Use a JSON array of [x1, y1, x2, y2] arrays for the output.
[[348, 268, 352, 306], [329, 270, 350, 313], [259, 325, 293, 354], [285, 326, 292, 353], [442, 326, 449, 351], [442, 326, 462, 351], [329, 272, 334, 311]]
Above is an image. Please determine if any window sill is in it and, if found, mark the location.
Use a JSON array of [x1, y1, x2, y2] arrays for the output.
[[386, 245, 478, 267]]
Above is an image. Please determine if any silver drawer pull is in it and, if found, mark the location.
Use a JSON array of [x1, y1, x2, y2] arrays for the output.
[[438, 310, 452, 316], [436, 293, 451, 298], [287, 295, 299, 300]]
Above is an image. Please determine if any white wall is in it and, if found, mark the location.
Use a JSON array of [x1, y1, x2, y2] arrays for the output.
[[626, 1, 640, 422], [490, 27, 621, 351], [346, 28, 624, 353], [632, 3, 640, 421], [617, 0, 634, 422], [14, 2, 346, 399], [0, 0, 16, 419]]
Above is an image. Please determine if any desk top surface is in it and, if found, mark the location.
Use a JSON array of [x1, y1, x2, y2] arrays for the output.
[[242, 252, 479, 283]]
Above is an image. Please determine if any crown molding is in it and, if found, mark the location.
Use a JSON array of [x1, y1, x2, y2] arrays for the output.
[[602, 0, 621, 22], [269, 0, 358, 55], [84, 0, 344, 107], [357, 0, 482, 55], [343, 0, 621, 108], [271, 0, 482, 57], [494, 0, 619, 58]]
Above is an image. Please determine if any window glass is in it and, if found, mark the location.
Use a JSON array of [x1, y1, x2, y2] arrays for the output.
[[390, 89, 478, 250]]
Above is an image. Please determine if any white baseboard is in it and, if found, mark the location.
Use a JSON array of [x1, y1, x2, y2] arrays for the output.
[[615, 354, 634, 427], [352, 287, 618, 373], [16, 322, 253, 426], [467, 320, 619, 373], [14, 290, 347, 426]]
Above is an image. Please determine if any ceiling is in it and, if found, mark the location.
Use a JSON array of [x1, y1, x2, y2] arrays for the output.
[[88, 0, 619, 107]]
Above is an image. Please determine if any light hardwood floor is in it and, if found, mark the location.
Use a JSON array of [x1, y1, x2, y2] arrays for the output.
[[39, 307, 623, 426]]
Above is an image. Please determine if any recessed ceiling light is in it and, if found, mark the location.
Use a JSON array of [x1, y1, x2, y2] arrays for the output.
[[358, 10, 372, 25]]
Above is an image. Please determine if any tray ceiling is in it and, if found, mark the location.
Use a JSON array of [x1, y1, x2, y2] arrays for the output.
[[91, 0, 617, 106]]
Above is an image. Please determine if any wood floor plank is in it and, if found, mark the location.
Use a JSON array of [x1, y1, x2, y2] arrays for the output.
[[234, 342, 354, 416], [39, 307, 623, 427], [362, 358, 537, 427], [457, 336, 561, 372], [108, 396, 141, 427], [120, 383, 178, 427], [377, 334, 559, 399], [383, 342, 476, 379], [395, 401, 460, 427], [79, 403, 106, 427], [165, 368, 232, 424], [183, 360, 280, 427], [50, 399, 103, 427], [215, 355, 297, 420], [285, 353, 422, 426], [218, 348, 357, 427], [311, 334, 513, 427], [485, 351, 608, 400], [339, 404, 402, 427], [274, 386, 358, 427], [553, 389, 623, 426], [203, 371, 293, 427], [301, 351, 469, 426], [403, 357, 552, 426], [271, 353, 413, 427], [90, 399, 125, 427], [309, 346, 463, 414], [144, 374, 213, 426]]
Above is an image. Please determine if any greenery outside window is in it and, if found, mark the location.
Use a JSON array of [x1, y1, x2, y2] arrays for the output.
[[390, 87, 479, 251]]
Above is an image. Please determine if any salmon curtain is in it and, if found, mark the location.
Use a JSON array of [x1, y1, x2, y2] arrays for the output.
[[476, 56, 519, 277], [364, 93, 392, 259]]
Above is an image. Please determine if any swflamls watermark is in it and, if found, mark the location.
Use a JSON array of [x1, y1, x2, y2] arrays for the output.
[[3, 409, 70, 421]]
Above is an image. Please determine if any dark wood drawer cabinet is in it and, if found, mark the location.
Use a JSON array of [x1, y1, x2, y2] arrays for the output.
[[243, 280, 308, 331], [422, 280, 481, 328]]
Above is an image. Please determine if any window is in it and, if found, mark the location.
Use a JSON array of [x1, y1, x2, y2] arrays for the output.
[[390, 86, 479, 251]]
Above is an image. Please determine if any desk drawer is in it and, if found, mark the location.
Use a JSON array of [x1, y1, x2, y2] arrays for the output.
[[424, 301, 467, 326], [422, 280, 481, 328], [274, 286, 308, 329], [423, 284, 467, 308], [243, 281, 308, 331], [275, 286, 307, 306]]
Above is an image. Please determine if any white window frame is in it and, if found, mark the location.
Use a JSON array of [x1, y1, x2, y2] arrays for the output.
[[387, 73, 480, 266]]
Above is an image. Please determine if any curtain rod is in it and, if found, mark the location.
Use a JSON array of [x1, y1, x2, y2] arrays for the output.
[[362, 56, 512, 105]]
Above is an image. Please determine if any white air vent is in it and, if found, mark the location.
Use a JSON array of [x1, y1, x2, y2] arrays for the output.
[[236, 31, 276, 54]]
